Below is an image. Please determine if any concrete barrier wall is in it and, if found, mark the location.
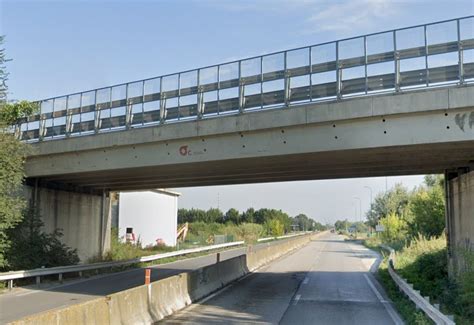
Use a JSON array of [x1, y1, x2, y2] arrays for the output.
[[9, 232, 321, 325]]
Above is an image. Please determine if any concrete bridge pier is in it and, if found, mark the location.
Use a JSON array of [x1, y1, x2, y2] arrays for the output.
[[445, 169, 474, 276], [25, 181, 112, 262]]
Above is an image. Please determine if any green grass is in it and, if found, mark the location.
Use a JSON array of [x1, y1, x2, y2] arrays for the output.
[[364, 235, 474, 324], [363, 240, 432, 324]]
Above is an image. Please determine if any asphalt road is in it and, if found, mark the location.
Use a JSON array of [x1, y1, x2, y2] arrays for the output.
[[0, 242, 261, 323], [160, 233, 404, 325]]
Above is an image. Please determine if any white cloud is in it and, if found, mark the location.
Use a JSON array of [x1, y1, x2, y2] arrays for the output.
[[204, 0, 399, 35], [306, 0, 397, 33]]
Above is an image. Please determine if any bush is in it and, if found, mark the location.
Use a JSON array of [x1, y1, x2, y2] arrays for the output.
[[5, 208, 79, 270], [396, 234, 448, 299], [379, 212, 407, 245]]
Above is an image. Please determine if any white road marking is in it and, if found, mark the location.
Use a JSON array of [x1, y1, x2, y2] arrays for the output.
[[302, 277, 309, 285], [364, 274, 404, 325], [293, 294, 301, 305]]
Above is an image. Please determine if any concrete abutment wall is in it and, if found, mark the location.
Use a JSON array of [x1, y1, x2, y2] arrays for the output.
[[446, 170, 474, 276], [25, 185, 112, 262]]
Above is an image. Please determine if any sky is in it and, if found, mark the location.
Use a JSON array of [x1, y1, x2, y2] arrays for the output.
[[1, 0, 472, 224]]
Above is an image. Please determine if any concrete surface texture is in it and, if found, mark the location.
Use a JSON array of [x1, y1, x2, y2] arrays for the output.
[[0, 235, 307, 324], [160, 233, 403, 325], [448, 170, 474, 274], [25, 85, 474, 190], [24, 185, 111, 261]]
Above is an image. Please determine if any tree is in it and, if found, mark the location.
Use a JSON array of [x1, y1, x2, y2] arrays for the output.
[[0, 36, 37, 268], [409, 176, 445, 238], [225, 208, 241, 224], [334, 219, 349, 231], [265, 219, 284, 237], [241, 208, 255, 223], [206, 208, 224, 223], [366, 183, 411, 228], [379, 212, 407, 243]]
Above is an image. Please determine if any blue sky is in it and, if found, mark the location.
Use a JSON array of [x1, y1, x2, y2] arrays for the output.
[[2, 0, 472, 222]]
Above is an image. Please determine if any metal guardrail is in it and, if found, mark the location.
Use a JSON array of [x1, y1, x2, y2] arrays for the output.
[[380, 245, 455, 325], [14, 16, 474, 142], [0, 241, 244, 289], [257, 231, 311, 242]]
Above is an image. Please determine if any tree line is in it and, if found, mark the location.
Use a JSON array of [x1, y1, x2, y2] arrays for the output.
[[178, 207, 327, 233], [333, 175, 445, 243]]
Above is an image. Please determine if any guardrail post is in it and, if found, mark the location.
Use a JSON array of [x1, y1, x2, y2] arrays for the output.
[[65, 111, 73, 137], [284, 71, 291, 107], [125, 99, 133, 129], [336, 41, 342, 100], [38, 115, 45, 141], [94, 90, 101, 134], [160, 96, 166, 124], [216, 252, 221, 263], [36, 276, 41, 286], [197, 69, 204, 118], [457, 19, 464, 84], [8, 280, 13, 291], [238, 81, 245, 113], [58, 273, 63, 283], [238, 61, 245, 113]]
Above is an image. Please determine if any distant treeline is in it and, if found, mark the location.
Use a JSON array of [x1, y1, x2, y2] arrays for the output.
[[178, 208, 327, 233]]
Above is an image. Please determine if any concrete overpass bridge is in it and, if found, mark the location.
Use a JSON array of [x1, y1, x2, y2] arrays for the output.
[[16, 17, 474, 268]]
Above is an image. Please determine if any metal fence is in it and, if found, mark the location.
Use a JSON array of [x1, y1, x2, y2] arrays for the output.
[[15, 16, 474, 142]]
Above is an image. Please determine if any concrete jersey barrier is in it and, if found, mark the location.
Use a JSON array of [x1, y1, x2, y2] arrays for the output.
[[9, 232, 323, 325]]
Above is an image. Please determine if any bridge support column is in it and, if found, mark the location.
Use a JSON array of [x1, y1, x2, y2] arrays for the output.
[[445, 169, 474, 277], [26, 183, 112, 262]]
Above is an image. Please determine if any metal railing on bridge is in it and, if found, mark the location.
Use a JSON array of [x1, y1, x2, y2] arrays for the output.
[[15, 16, 474, 142]]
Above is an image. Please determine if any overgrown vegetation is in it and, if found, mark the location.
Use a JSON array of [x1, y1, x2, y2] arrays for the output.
[[5, 208, 79, 270], [0, 36, 78, 272], [361, 175, 474, 324], [179, 207, 327, 236]]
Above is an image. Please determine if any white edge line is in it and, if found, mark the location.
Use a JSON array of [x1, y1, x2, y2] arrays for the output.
[[364, 274, 404, 325], [293, 294, 301, 306]]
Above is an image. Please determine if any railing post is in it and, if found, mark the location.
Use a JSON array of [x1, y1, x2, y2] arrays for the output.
[[36, 276, 41, 286], [159, 77, 166, 123], [160, 96, 166, 124], [238, 61, 245, 113], [38, 114, 45, 141], [94, 90, 101, 133], [364, 36, 368, 94], [457, 19, 464, 84], [58, 273, 63, 283], [284, 51, 290, 106], [309, 46, 313, 102], [284, 71, 291, 106], [394, 30, 400, 92], [65, 112, 72, 137], [197, 90, 204, 119], [336, 41, 342, 100], [238, 80, 245, 113], [125, 99, 133, 129], [8, 279, 13, 291], [424, 25, 429, 86], [197, 69, 204, 119]]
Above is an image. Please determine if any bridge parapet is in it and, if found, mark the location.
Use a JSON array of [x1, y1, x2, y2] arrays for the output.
[[15, 16, 474, 142]]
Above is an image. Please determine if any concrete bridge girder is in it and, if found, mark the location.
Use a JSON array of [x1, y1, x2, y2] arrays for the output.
[[25, 85, 474, 190]]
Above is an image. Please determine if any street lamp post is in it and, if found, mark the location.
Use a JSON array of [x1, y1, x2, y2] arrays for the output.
[[364, 186, 373, 209], [353, 196, 362, 222]]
